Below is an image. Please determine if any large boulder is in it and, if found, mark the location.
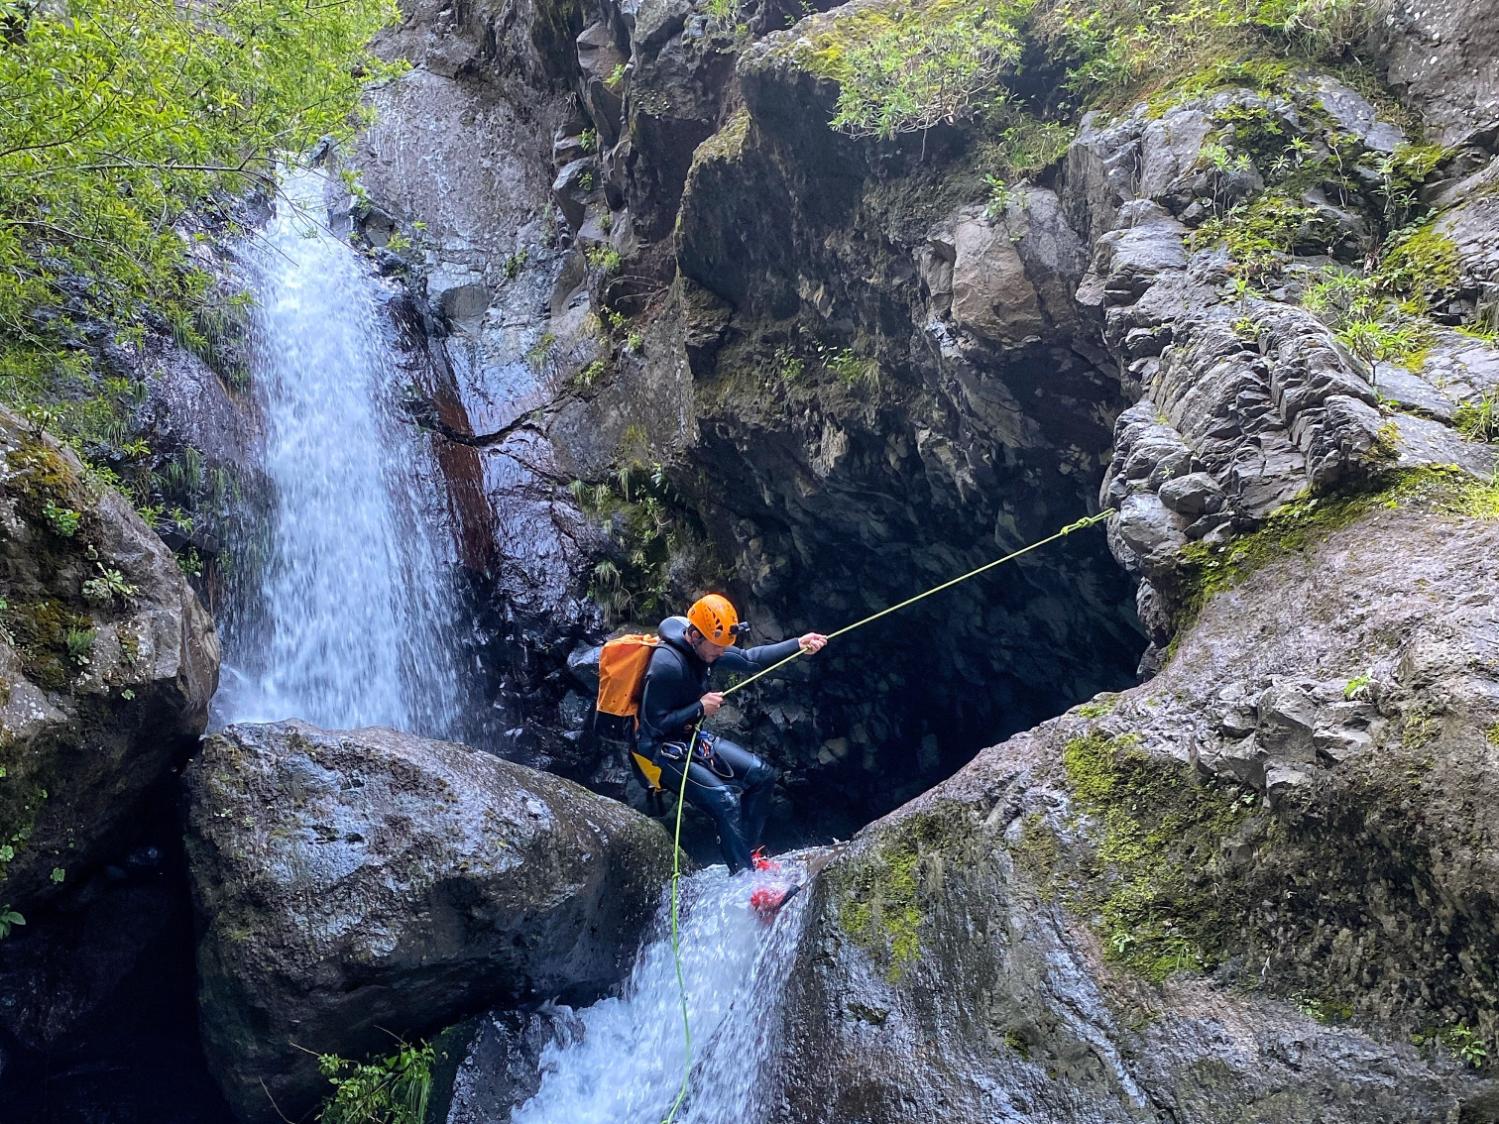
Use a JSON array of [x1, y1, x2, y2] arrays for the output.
[[0, 406, 218, 913], [771, 478, 1499, 1122], [183, 720, 673, 1124]]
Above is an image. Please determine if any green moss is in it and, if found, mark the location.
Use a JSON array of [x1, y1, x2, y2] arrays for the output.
[[1039, 0, 1374, 107], [1297, 994, 1355, 1024], [1486, 724, 1499, 750], [1176, 468, 1499, 635], [1378, 225, 1461, 308], [5, 437, 87, 528], [1010, 812, 1064, 899], [1061, 732, 1254, 981], [3, 597, 92, 691], [1187, 192, 1329, 282], [1075, 694, 1119, 719], [839, 840, 923, 981], [691, 108, 750, 167], [836, 812, 963, 981], [1144, 58, 1293, 117]]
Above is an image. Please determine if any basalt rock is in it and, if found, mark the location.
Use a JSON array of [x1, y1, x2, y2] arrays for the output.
[[183, 719, 672, 1124], [0, 406, 218, 913], [773, 484, 1499, 1122]]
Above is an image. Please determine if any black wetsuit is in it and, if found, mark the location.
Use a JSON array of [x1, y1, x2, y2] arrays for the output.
[[638, 616, 802, 874]]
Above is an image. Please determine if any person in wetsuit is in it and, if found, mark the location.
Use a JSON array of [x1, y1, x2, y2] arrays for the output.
[[638, 593, 827, 874]]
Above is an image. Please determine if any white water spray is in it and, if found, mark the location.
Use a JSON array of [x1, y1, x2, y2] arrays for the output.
[[212, 168, 471, 738], [510, 861, 812, 1124]]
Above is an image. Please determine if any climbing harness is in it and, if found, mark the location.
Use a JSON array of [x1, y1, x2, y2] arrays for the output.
[[656, 507, 1113, 1124]]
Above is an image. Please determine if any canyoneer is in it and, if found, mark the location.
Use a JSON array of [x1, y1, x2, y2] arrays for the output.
[[599, 594, 826, 876]]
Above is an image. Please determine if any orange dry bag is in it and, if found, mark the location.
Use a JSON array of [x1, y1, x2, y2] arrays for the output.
[[594, 633, 666, 791]]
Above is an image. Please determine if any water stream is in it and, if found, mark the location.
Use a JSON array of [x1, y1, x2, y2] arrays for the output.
[[509, 861, 812, 1124], [210, 168, 474, 738], [208, 167, 807, 1124]]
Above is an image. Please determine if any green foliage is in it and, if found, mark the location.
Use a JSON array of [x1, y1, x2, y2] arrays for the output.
[[1375, 143, 1449, 227], [318, 1039, 435, 1124], [978, 101, 1074, 188], [626, 330, 644, 353], [504, 249, 530, 279], [812, 342, 878, 386], [65, 626, 96, 666], [1485, 723, 1499, 749], [573, 358, 609, 391], [1417, 1024, 1491, 1070], [798, 0, 1034, 139], [573, 461, 699, 622], [706, 0, 740, 24], [579, 128, 598, 153], [1377, 224, 1460, 309], [1342, 674, 1371, 700], [983, 175, 1016, 220], [606, 62, 627, 90], [49, 866, 65, 884], [41, 500, 81, 538], [0, 0, 403, 446], [1455, 393, 1499, 443], [81, 566, 136, 607], [773, 346, 806, 382], [586, 245, 622, 275], [0, 908, 24, 939], [1296, 994, 1354, 1024], [525, 332, 558, 372], [1040, 0, 1376, 104], [1187, 192, 1327, 282], [1337, 318, 1429, 364]]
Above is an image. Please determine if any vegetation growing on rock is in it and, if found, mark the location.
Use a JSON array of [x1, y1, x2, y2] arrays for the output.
[[1060, 731, 1256, 980], [794, 0, 1033, 138], [0, 0, 401, 452]]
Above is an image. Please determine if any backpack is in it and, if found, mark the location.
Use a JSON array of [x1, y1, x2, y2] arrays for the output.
[[594, 633, 666, 793]]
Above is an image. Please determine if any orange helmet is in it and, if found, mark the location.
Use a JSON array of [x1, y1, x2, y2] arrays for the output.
[[687, 593, 748, 646]]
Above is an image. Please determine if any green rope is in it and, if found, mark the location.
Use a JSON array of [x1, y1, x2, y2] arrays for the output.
[[655, 506, 1113, 1123]]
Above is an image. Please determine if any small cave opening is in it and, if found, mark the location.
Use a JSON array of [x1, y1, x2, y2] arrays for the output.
[[652, 352, 1149, 859], [757, 491, 1144, 848]]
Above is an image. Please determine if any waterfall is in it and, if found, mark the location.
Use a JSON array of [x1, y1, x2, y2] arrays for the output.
[[504, 862, 812, 1124], [210, 168, 473, 739]]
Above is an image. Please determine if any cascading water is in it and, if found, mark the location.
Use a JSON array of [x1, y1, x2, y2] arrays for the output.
[[505, 860, 815, 1124], [211, 167, 474, 738]]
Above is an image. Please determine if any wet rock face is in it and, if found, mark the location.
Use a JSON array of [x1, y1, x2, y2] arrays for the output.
[[183, 720, 672, 1124], [0, 405, 219, 912], [337, 0, 1148, 818], [773, 496, 1499, 1122], [1372, 0, 1499, 144], [1066, 79, 1499, 665]]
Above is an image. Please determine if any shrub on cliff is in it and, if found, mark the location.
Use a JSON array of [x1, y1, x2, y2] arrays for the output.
[[0, 0, 403, 449], [797, 0, 1035, 139]]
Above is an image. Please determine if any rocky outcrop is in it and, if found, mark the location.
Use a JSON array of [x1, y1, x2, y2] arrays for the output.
[[183, 720, 672, 1123], [1372, 0, 1499, 145], [773, 479, 1499, 1121], [0, 406, 219, 912], [1063, 76, 1499, 666]]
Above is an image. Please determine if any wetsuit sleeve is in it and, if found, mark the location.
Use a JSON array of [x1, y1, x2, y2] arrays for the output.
[[715, 637, 803, 675], [639, 649, 703, 738]]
